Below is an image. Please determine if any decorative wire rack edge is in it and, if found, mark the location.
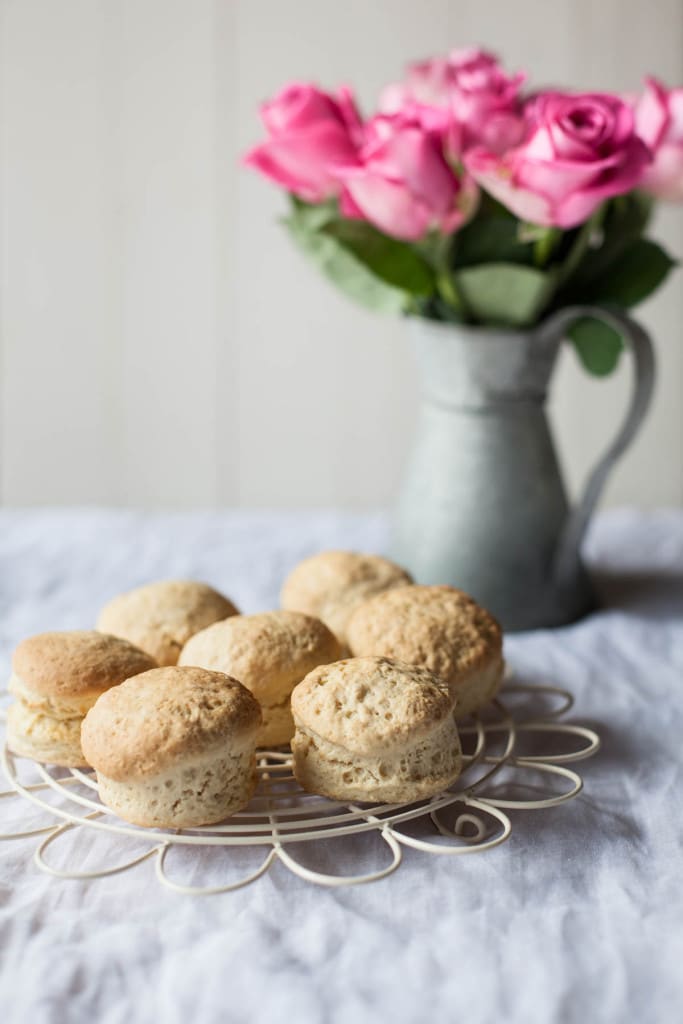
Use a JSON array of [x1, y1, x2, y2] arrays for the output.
[[0, 683, 600, 894]]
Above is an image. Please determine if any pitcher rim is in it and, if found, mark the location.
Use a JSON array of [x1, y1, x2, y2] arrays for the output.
[[408, 315, 548, 342]]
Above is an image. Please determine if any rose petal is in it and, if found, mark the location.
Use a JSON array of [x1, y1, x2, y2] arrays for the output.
[[642, 142, 683, 200], [339, 188, 367, 219], [385, 129, 457, 212], [261, 83, 340, 135], [340, 169, 434, 239], [465, 148, 554, 225], [668, 89, 683, 139], [245, 121, 360, 201]]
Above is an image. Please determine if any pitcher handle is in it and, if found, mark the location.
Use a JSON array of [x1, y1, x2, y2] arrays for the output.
[[536, 305, 656, 591]]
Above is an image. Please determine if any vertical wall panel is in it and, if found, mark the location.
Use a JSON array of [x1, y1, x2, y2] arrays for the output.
[[116, 0, 219, 506], [214, 0, 240, 504], [0, 0, 121, 503]]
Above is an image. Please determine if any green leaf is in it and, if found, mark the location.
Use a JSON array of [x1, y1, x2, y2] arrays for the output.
[[453, 262, 559, 327], [288, 195, 338, 231], [587, 238, 677, 308], [322, 220, 435, 296], [284, 198, 438, 313], [563, 192, 654, 293], [569, 316, 623, 376], [452, 215, 534, 268], [284, 212, 408, 314]]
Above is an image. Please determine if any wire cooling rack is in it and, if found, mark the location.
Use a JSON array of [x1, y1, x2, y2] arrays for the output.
[[0, 681, 599, 894]]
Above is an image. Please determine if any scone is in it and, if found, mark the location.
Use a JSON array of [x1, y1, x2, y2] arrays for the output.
[[6, 631, 156, 767], [179, 610, 344, 747], [81, 666, 261, 828], [346, 585, 503, 718], [96, 580, 239, 666], [291, 656, 461, 803], [280, 551, 412, 645]]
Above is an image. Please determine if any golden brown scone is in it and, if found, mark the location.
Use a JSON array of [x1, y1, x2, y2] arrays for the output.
[[291, 657, 461, 803], [6, 631, 156, 768], [346, 585, 503, 718], [96, 580, 239, 666], [81, 666, 261, 828], [179, 610, 344, 748], [280, 551, 412, 644]]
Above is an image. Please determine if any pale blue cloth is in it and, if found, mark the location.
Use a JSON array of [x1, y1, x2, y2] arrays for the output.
[[0, 508, 681, 1024]]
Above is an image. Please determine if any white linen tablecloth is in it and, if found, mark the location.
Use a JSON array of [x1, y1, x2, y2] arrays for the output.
[[0, 507, 681, 1024]]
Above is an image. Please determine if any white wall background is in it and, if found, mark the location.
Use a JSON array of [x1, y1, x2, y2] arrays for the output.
[[1, 0, 681, 509]]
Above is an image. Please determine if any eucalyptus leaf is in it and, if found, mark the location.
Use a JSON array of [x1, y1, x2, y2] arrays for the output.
[[453, 262, 559, 327], [569, 316, 623, 376]]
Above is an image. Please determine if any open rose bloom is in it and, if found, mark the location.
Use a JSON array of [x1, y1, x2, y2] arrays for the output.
[[465, 92, 651, 228], [335, 112, 480, 241], [244, 49, 678, 374], [244, 83, 363, 202]]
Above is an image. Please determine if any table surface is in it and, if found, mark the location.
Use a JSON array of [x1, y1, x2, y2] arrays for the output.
[[1, 507, 682, 1024]]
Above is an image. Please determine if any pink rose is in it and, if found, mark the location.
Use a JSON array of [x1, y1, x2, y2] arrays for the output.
[[634, 77, 683, 201], [465, 91, 652, 227], [244, 83, 363, 202], [334, 113, 478, 241], [380, 48, 526, 154]]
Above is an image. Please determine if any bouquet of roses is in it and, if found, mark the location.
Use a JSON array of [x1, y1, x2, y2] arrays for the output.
[[245, 48, 681, 374]]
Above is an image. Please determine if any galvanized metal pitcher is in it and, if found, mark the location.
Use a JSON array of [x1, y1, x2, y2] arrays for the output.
[[391, 306, 655, 631]]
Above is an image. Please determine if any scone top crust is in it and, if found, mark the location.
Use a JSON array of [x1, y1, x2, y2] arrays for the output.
[[346, 585, 502, 686], [280, 551, 412, 642], [81, 666, 261, 782], [179, 610, 344, 704], [10, 631, 157, 701], [96, 580, 239, 666], [291, 656, 454, 756]]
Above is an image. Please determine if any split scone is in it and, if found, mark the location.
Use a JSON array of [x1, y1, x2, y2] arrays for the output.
[[96, 580, 239, 666], [280, 550, 412, 645], [291, 656, 462, 803], [346, 585, 503, 718], [6, 631, 156, 767], [179, 610, 344, 747], [81, 666, 261, 828]]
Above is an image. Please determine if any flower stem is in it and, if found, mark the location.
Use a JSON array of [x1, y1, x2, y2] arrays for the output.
[[425, 232, 468, 320]]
